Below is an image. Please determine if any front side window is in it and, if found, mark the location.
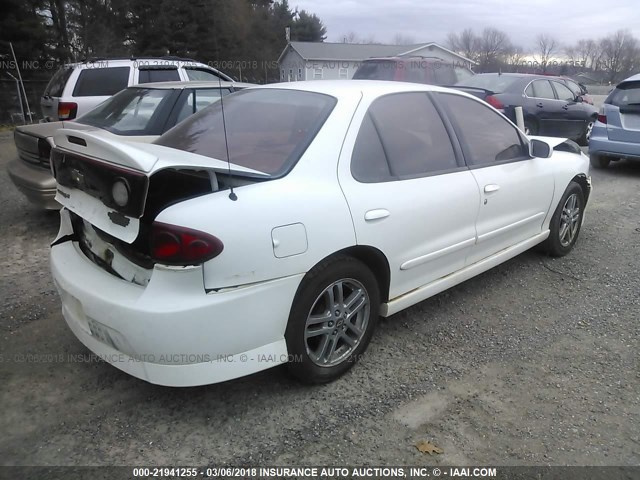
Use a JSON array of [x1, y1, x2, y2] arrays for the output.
[[72, 67, 130, 97], [552, 81, 575, 101], [436, 92, 527, 166], [351, 93, 458, 182], [156, 89, 337, 177], [76, 87, 176, 135]]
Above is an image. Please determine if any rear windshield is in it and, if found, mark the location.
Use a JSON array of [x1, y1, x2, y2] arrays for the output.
[[455, 75, 519, 93], [44, 67, 73, 97], [72, 67, 130, 97], [353, 61, 396, 81], [76, 87, 176, 135], [156, 89, 337, 177], [607, 81, 640, 107]]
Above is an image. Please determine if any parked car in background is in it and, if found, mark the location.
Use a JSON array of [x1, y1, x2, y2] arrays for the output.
[[353, 56, 474, 85], [49, 80, 590, 387], [589, 73, 640, 168], [454, 73, 598, 145], [9, 81, 253, 209], [41, 57, 234, 121]]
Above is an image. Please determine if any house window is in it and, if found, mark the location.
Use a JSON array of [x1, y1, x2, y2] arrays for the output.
[[339, 67, 349, 79], [289, 69, 294, 81], [298, 68, 303, 80], [313, 68, 323, 79], [281, 69, 285, 81]]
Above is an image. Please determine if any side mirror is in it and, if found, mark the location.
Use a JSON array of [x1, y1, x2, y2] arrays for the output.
[[575, 95, 584, 103], [530, 139, 552, 158]]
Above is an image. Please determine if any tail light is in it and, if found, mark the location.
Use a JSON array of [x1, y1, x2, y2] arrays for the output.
[[597, 107, 607, 124], [485, 95, 504, 110], [151, 222, 224, 265], [58, 102, 78, 120]]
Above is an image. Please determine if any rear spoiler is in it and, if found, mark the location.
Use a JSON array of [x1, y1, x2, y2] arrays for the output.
[[445, 86, 496, 99], [53, 129, 269, 177]]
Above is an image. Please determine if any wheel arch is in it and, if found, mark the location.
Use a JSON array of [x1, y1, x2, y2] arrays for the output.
[[310, 245, 391, 303], [571, 173, 591, 204]]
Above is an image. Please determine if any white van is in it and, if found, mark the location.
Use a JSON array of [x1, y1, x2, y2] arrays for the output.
[[40, 57, 233, 121]]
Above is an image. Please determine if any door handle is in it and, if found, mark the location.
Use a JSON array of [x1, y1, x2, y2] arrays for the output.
[[536, 102, 544, 108], [364, 209, 390, 221], [562, 104, 569, 110], [484, 184, 500, 193]]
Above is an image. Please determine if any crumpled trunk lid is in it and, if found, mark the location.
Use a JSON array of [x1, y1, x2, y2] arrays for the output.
[[51, 129, 267, 243]]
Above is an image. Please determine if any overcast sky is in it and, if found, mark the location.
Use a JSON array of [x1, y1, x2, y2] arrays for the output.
[[292, 0, 640, 52]]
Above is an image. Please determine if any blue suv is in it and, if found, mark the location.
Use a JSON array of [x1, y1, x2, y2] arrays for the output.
[[589, 73, 640, 168]]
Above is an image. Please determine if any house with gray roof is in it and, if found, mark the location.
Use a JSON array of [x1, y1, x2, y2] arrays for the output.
[[277, 41, 476, 82]]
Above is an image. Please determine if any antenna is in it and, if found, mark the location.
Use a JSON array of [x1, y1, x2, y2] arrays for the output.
[[218, 75, 237, 201]]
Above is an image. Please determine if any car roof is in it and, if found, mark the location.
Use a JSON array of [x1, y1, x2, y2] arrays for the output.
[[254, 79, 467, 97], [472, 72, 551, 79], [363, 56, 447, 62], [620, 73, 640, 83], [133, 80, 255, 90]]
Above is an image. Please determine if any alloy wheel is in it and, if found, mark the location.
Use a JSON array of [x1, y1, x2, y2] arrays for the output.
[[559, 193, 581, 247], [304, 279, 370, 367]]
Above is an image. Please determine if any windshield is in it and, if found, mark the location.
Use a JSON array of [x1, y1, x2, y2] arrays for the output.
[[607, 81, 640, 107], [455, 74, 519, 93], [76, 87, 176, 136], [155, 88, 337, 177]]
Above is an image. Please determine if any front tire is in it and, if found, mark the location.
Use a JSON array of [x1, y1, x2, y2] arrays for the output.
[[285, 255, 380, 384], [540, 182, 585, 257]]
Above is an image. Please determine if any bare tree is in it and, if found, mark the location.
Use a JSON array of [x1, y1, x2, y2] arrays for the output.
[[392, 33, 416, 45], [599, 29, 638, 82], [506, 45, 526, 71], [339, 31, 378, 44], [477, 27, 512, 71], [447, 28, 479, 63], [535, 34, 559, 72]]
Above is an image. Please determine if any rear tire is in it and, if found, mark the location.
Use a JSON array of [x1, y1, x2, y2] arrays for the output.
[[285, 255, 380, 384], [590, 153, 610, 169], [524, 118, 538, 136], [577, 119, 595, 146], [539, 182, 585, 257]]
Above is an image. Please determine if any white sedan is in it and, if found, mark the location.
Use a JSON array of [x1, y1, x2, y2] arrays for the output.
[[50, 81, 591, 386]]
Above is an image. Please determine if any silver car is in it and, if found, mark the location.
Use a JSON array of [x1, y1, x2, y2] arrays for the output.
[[589, 73, 640, 168]]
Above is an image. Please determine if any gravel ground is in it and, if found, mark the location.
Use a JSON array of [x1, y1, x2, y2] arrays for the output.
[[0, 130, 638, 468]]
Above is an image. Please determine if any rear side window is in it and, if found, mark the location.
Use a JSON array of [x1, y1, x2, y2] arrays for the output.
[[44, 67, 73, 97], [156, 89, 336, 177], [437, 93, 527, 166], [138, 68, 180, 83], [72, 67, 130, 97], [530, 80, 555, 99], [607, 81, 640, 107], [351, 93, 458, 182]]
